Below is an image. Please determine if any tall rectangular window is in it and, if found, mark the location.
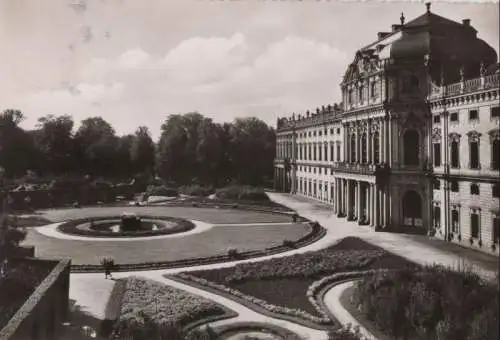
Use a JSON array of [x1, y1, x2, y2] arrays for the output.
[[337, 145, 341, 161], [324, 145, 328, 161], [451, 180, 459, 192], [433, 115, 441, 124], [470, 212, 480, 238], [493, 217, 500, 243], [433, 206, 441, 228], [450, 112, 459, 122], [319, 146, 322, 161], [492, 139, 499, 170], [470, 141, 480, 169], [452, 209, 459, 233], [433, 143, 441, 166], [331, 145, 334, 162], [450, 141, 460, 168]]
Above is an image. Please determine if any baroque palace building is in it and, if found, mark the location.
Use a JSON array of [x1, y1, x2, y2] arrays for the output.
[[274, 3, 500, 255]]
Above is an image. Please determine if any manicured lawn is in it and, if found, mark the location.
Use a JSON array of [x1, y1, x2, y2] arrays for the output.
[[37, 206, 292, 224], [25, 222, 311, 265], [186, 237, 417, 317]]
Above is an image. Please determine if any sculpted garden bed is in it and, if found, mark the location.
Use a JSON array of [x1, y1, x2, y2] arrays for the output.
[[110, 277, 237, 340], [173, 237, 417, 327], [57, 215, 195, 237], [351, 264, 499, 340]]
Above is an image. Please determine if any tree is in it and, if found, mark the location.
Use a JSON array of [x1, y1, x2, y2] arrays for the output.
[[0, 110, 39, 177], [130, 126, 155, 176], [228, 117, 276, 186], [35, 114, 75, 175], [74, 117, 117, 177]]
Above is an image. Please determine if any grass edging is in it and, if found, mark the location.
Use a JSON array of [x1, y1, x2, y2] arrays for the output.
[[166, 275, 335, 331], [70, 220, 326, 273], [210, 321, 304, 340], [57, 215, 195, 238]]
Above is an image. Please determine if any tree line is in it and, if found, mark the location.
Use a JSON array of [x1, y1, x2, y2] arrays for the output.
[[0, 110, 276, 187]]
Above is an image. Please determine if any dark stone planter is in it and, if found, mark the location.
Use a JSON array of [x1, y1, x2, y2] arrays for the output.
[[120, 216, 141, 231]]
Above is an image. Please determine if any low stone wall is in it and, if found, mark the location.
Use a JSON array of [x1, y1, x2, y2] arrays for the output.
[[0, 258, 71, 340]]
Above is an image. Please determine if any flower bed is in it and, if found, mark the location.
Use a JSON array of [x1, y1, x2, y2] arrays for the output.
[[57, 215, 195, 237], [112, 277, 230, 339], [352, 264, 499, 340], [208, 321, 304, 340], [175, 237, 417, 326]]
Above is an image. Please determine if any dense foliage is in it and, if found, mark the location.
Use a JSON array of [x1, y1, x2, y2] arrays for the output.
[[113, 277, 226, 339], [353, 264, 499, 340], [0, 110, 275, 188], [156, 113, 275, 187], [194, 248, 385, 282]]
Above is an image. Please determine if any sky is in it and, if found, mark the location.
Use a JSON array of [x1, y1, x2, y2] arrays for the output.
[[1, 0, 498, 140]]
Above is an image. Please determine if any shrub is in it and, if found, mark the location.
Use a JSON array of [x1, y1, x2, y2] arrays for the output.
[[178, 185, 213, 197], [227, 248, 238, 258], [353, 264, 499, 340], [146, 185, 178, 197], [328, 324, 365, 340], [215, 186, 268, 201], [113, 277, 225, 339]]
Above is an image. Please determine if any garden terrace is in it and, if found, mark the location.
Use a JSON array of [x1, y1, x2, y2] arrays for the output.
[[0, 259, 56, 330], [111, 277, 235, 339], [174, 237, 417, 326]]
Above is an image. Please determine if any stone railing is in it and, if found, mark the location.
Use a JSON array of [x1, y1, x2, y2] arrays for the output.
[[0, 258, 71, 340], [332, 162, 378, 175], [484, 73, 500, 88], [429, 73, 499, 100]]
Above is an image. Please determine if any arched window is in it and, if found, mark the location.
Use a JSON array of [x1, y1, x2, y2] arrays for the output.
[[350, 135, 356, 163], [373, 132, 380, 164], [361, 133, 367, 163], [358, 86, 364, 102], [403, 130, 420, 166]]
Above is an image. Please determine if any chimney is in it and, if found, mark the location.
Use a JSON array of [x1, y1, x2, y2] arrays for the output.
[[462, 19, 470, 26]]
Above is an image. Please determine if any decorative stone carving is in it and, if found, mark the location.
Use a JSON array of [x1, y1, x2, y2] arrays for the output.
[[489, 129, 500, 141], [480, 62, 486, 77], [432, 128, 442, 142], [467, 130, 482, 142], [448, 132, 461, 143]]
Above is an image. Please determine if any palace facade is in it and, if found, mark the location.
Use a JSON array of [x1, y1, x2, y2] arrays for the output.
[[274, 3, 500, 256]]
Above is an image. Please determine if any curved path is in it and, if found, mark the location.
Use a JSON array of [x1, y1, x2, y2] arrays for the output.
[[323, 281, 376, 340], [65, 193, 498, 340]]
